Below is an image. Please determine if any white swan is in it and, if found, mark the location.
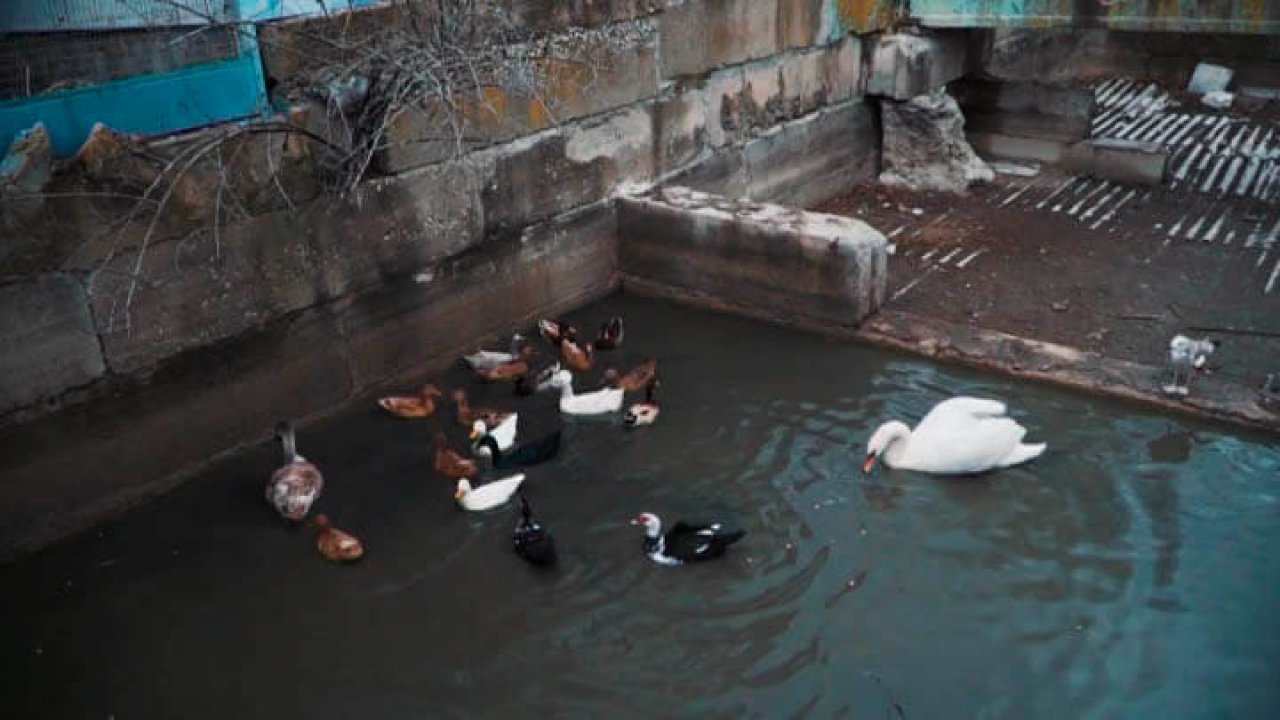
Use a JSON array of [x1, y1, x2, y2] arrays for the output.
[[455, 475, 526, 511], [863, 397, 1046, 475], [469, 413, 518, 454], [548, 369, 624, 415]]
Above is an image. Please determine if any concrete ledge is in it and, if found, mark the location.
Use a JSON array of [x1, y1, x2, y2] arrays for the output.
[[968, 131, 1069, 164], [1061, 138, 1168, 186], [855, 310, 1279, 435], [618, 186, 887, 330]]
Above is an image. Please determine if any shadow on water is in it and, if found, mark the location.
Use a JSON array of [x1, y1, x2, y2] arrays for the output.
[[1, 293, 1278, 719]]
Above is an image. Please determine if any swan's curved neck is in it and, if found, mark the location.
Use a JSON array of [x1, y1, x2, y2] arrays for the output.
[[880, 421, 913, 466]]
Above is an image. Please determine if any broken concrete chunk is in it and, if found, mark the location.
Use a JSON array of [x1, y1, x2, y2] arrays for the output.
[[1200, 91, 1234, 110], [867, 32, 968, 101], [1186, 63, 1232, 95], [880, 88, 994, 194], [0, 123, 52, 195]]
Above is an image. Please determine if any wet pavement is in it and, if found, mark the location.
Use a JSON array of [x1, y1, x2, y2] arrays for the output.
[[1, 294, 1278, 718]]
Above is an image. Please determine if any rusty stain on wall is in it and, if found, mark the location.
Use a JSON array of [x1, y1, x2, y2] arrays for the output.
[[835, 0, 897, 33]]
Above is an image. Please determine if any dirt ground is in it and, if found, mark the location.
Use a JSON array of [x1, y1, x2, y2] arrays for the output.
[[816, 170, 1280, 398]]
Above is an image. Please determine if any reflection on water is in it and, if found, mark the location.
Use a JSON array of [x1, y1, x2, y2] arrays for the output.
[[1, 294, 1278, 719]]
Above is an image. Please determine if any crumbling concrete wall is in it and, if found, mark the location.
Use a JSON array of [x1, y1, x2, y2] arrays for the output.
[[618, 186, 887, 330], [0, 0, 887, 560]]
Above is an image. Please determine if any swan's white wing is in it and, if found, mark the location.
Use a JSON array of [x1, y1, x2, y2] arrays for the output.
[[916, 397, 1008, 433], [908, 399, 1028, 474]]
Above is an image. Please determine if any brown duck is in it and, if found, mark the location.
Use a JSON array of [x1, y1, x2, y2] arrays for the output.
[[308, 514, 364, 562], [475, 345, 535, 382], [377, 384, 442, 419], [452, 388, 514, 428], [604, 358, 658, 391], [559, 335, 595, 372], [434, 431, 478, 479]]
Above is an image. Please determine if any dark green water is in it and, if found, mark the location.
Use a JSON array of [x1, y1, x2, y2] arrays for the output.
[[1, 293, 1277, 719]]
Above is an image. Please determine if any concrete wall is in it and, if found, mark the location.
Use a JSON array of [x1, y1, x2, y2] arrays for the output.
[[0, 0, 883, 560]]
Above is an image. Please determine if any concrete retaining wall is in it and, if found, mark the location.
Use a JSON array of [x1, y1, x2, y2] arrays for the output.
[[618, 186, 887, 330], [0, 0, 884, 560]]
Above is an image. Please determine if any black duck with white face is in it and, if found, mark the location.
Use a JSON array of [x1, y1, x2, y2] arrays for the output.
[[631, 512, 746, 566]]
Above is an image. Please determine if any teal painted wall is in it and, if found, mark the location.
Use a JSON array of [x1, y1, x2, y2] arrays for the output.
[[912, 0, 1280, 34]]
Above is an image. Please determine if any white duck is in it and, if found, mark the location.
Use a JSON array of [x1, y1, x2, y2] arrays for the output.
[[469, 412, 518, 455], [548, 369, 624, 415], [462, 333, 524, 372], [455, 475, 526, 511], [863, 397, 1046, 475]]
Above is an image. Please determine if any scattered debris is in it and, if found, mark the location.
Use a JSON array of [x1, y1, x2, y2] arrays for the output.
[[989, 161, 1040, 177], [1052, 300, 1069, 312], [1186, 62, 1233, 95], [1200, 91, 1234, 110], [911, 207, 924, 216]]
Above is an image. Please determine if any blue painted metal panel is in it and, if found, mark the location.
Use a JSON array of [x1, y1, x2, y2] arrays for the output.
[[0, 0, 388, 155], [911, 0, 1280, 34], [0, 53, 267, 155]]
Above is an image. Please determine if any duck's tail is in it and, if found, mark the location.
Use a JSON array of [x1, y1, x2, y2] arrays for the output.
[[999, 442, 1047, 468]]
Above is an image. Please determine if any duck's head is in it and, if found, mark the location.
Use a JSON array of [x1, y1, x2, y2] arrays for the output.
[[624, 403, 660, 427], [455, 479, 473, 501], [631, 512, 661, 536], [422, 384, 442, 398], [863, 421, 912, 473], [469, 419, 488, 441]]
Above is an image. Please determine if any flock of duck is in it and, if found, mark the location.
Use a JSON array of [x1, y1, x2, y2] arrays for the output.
[[266, 314, 1050, 568]]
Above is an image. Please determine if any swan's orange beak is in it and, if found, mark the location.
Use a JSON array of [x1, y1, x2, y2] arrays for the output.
[[862, 453, 877, 474], [454, 488, 466, 500]]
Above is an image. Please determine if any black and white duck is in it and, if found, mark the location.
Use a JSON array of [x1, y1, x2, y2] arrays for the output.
[[630, 512, 745, 566], [473, 427, 562, 470], [624, 380, 660, 428], [513, 494, 557, 567]]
